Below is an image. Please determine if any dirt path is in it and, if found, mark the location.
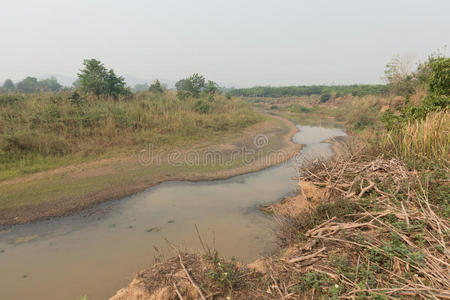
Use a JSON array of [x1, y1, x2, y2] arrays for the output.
[[0, 114, 301, 225]]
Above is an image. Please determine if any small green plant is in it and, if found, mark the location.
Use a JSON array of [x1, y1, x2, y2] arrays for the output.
[[295, 271, 330, 292], [194, 98, 211, 114], [294, 271, 343, 299], [205, 251, 241, 292]]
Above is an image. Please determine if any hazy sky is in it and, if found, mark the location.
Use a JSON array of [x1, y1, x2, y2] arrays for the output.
[[1, 0, 449, 87]]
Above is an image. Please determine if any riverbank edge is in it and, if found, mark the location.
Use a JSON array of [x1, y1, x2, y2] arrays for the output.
[[0, 114, 302, 226]]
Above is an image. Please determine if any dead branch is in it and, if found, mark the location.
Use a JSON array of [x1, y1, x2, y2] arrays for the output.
[[178, 254, 207, 300]]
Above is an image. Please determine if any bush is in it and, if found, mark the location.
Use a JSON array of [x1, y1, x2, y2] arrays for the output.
[[320, 93, 331, 103], [0, 94, 22, 105], [194, 99, 211, 114], [382, 55, 449, 129], [429, 57, 450, 96]]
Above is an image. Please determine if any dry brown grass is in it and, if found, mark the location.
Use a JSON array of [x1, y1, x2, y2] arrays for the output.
[[381, 110, 449, 165]]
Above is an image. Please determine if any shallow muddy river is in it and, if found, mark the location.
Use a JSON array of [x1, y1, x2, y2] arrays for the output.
[[0, 125, 345, 300]]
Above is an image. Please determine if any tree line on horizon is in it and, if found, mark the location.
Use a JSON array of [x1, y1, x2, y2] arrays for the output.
[[0, 76, 63, 93], [229, 84, 390, 98], [1, 73, 389, 99], [0, 59, 220, 100], [6, 57, 438, 99]]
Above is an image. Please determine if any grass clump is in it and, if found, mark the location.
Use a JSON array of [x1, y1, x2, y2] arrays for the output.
[[380, 110, 449, 167]]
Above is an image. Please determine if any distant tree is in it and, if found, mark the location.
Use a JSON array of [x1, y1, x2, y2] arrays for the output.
[[149, 80, 165, 94], [77, 59, 128, 98], [229, 84, 388, 98], [175, 79, 186, 91], [204, 80, 219, 96], [77, 59, 108, 97], [132, 83, 149, 93], [2, 79, 15, 92], [428, 57, 450, 96], [176, 73, 206, 99], [38, 76, 62, 92], [384, 55, 416, 95], [16, 77, 39, 93], [186, 73, 205, 98], [104, 69, 128, 98]]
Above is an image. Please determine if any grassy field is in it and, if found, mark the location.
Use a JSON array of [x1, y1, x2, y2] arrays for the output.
[[0, 92, 262, 180]]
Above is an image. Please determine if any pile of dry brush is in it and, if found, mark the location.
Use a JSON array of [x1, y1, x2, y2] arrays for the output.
[[270, 140, 450, 299]]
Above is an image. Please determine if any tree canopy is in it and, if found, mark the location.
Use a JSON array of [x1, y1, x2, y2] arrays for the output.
[[77, 59, 129, 98], [175, 74, 220, 99], [1, 76, 63, 93], [38, 77, 62, 92], [16, 77, 39, 93], [175, 73, 206, 98], [428, 57, 450, 96], [132, 83, 149, 93], [2, 79, 15, 92], [149, 80, 165, 94]]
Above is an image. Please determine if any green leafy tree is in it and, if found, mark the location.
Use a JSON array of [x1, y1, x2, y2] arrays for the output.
[[149, 79, 164, 94], [175, 79, 186, 91], [38, 76, 62, 92], [176, 73, 206, 99], [16, 77, 39, 93], [77, 59, 128, 98], [187, 73, 205, 98], [428, 57, 450, 96], [77, 59, 108, 97], [382, 55, 449, 128], [204, 80, 219, 96], [104, 69, 128, 98], [132, 83, 149, 92], [2, 79, 15, 92]]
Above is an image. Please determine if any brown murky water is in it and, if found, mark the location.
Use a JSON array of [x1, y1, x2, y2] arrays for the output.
[[0, 125, 345, 300]]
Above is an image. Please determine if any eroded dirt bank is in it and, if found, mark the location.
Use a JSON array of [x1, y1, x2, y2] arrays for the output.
[[0, 115, 301, 225]]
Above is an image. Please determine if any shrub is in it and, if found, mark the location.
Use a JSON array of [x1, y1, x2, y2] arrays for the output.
[[194, 99, 211, 114], [0, 94, 22, 105], [320, 93, 331, 103]]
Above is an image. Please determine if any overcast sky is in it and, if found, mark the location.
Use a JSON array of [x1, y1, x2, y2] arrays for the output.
[[1, 0, 449, 87]]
